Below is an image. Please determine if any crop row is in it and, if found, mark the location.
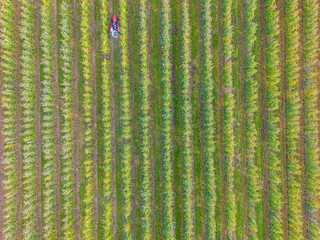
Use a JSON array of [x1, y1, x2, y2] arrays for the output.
[[284, 0, 303, 238], [100, 0, 114, 239], [302, 0, 320, 238], [119, 0, 134, 239], [244, 0, 260, 239], [160, 0, 175, 239], [20, 1, 39, 239], [80, 0, 95, 238], [0, 1, 18, 239], [222, 0, 236, 237], [201, 0, 216, 239], [139, 0, 153, 239], [59, 0, 75, 238], [180, 0, 196, 239], [265, 0, 282, 238], [40, 0, 57, 238]]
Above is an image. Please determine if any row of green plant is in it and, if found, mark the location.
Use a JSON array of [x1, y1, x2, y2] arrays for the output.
[[265, 0, 282, 239], [222, 0, 236, 237], [302, 0, 320, 238], [244, 0, 260, 239], [80, 0, 95, 238], [139, 0, 153, 239], [59, 0, 76, 238], [20, 1, 39, 239], [160, 0, 176, 239], [201, 0, 216, 239], [40, 0, 57, 238], [284, 0, 303, 238], [119, 0, 134, 239], [0, 1, 18, 239], [180, 0, 196, 239], [100, 0, 114, 239]]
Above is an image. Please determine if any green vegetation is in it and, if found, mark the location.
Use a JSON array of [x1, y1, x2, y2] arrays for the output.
[[139, 0, 153, 239], [0, 1, 18, 239], [283, 0, 302, 238], [181, 0, 196, 239], [80, 0, 95, 238], [59, 0, 75, 238], [1, 0, 320, 239], [202, 0, 216, 238], [40, 0, 57, 238], [119, 0, 134, 239], [222, 0, 236, 237], [302, 0, 320, 238], [100, 0, 114, 239], [244, 0, 260, 238], [20, 1, 38, 239], [265, 0, 282, 239], [160, 0, 176, 238]]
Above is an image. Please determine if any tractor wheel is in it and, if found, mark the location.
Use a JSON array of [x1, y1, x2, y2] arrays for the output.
[[117, 25, 120, 32], [110, 25, 113, 32]]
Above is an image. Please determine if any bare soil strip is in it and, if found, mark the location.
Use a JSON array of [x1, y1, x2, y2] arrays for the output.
[[34, 0, 43, 238], [298, 0, 307, 237], [277, 0, 289, 238], [72, 1, 81, 239], [13, 1, 22, 239], [52, 1, 61, 238], [258, 0, 270, 238], [89, 1, 99, 239]]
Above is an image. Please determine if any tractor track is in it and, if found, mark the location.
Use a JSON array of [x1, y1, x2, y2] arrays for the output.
[[72, 0, 81, 238]]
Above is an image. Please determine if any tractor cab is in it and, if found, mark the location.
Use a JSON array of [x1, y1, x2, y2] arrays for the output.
[[110, 14, 120, 38]]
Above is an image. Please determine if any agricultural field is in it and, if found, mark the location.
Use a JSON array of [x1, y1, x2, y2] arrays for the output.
[[0, 0, 320, 239]]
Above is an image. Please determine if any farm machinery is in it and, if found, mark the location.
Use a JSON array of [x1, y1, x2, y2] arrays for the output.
[[110, 14, 120, 38]]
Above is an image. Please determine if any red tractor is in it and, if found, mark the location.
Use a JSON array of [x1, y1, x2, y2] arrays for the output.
[[110, 14, 120, 38]]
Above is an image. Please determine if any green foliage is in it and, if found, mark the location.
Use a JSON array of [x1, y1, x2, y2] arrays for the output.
[[222, 0, 236, 237], [202, 0, 216, 238], [119, 0, 134, 239], [180, 0, 196, 239], [160, 0, 176, 238], [80, 0, 95, 238], [139, 0, 154, 239], [59, 0, 75, 238], [302, 0, 320, 238], [244, 0, 260, 239], [0, 1, 18, 239], [283, 0, 303, 238], [20, 1, 38, 239], [100, 0, 114, 239], [40, 0, 57, 238], [265, 0, 282, 239]]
